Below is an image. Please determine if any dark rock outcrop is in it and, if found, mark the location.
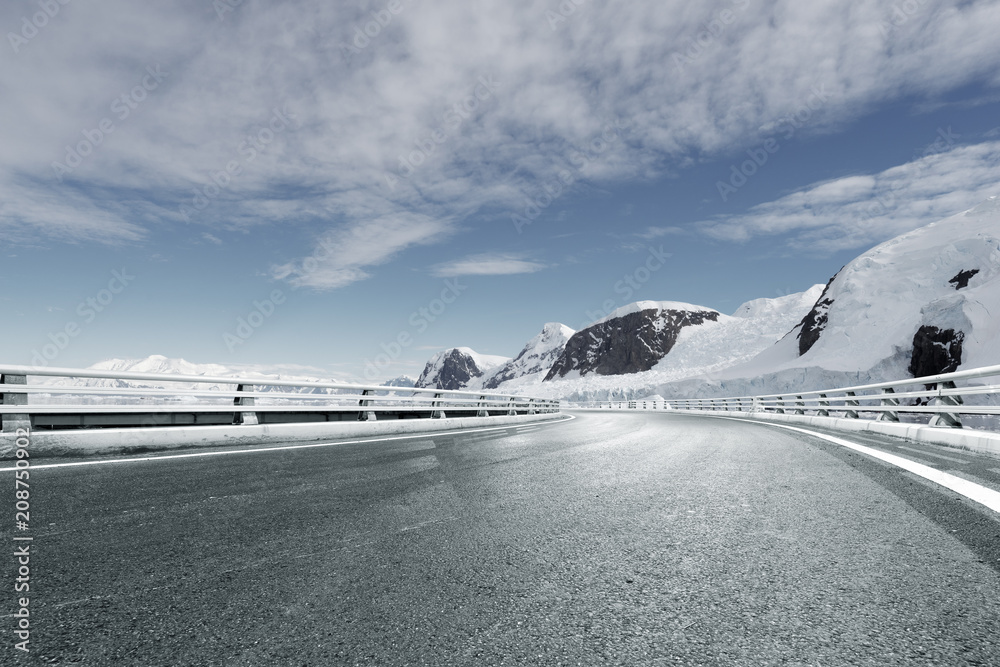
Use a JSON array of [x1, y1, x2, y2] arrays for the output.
[[796, 272, 839, 356], [908, 326, 965, 378], [544, 307, 719, 380], [948, 269, 980, 290], [415, 349, 485, 391], [484, 364, 524, 390]]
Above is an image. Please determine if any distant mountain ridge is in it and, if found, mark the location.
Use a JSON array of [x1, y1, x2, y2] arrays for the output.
[[58, 197, 1000, 402], [41, 355, 342, 393], [411, 197, 1000, 400], [411, 287, 824, 394]]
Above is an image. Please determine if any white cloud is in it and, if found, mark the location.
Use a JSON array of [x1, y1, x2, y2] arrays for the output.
[[271, 214, 452, 289], [698, 141, 1000, 252], [637, 226, 687, 239], [2, 0, 1000, 279], [0, 179, 146, 245], [430, 253, 547, 278]]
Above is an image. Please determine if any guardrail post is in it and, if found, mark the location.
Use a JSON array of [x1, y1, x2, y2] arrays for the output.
[[928, 381, 963, 428], [1, 374, 30, 433], [432, 393, 446, 419], [844, 391, 859, 419], [877, 388, 900, 422], [528, 398, 537, 415], [817, 394, 829, 417], [477, 395, 489, 417], [233, 383, 259, 425], [775, 397, 785, 414], [507, 397, 518, 415], [794, 396, 805, 415], [358, 389, 377, 421]]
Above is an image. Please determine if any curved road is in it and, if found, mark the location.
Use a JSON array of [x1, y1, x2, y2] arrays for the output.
[[6, 411, 1000, 665]]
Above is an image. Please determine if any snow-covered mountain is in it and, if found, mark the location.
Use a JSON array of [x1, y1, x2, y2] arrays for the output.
[[486, 287, 820, 399], [492, 197, 1000, 401], [721, 196, 1000, 388], [546, 302, 722, 379], [381, 375, 416, 388], [37, 198, 1000, 404], [39, 355, 341, 393], [413, 347, 510, 391], [652, 286, 825, 376], [483, 323, 575, 389]]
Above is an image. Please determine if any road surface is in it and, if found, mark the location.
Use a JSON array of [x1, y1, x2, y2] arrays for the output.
[[5, 411, 1000, 665]]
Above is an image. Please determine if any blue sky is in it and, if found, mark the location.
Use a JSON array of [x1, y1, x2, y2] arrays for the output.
[[3, 0, 1000, 382]]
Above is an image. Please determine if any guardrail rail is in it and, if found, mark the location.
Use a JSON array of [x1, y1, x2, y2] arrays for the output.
[[0, 364, 560, 434], [573, 364, 1000, 432]]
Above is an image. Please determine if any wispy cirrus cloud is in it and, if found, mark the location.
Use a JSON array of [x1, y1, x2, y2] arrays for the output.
[[430, 253, 548, 278], [271, 214, 453, 289], [636, 226, 687, 240], [0, 178, 146, 245], [697, 141, 1000, 252], [3, 0, 1000, 283]]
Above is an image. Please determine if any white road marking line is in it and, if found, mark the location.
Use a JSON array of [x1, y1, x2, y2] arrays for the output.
[[896, 445, 971, 464], [717, 417, 1000, 516], [0, 415, 576, 471]]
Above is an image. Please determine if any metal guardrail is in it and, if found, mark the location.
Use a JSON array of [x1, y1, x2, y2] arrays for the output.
[[0, 365, 560, 432], [572, 364, 1000, 430]]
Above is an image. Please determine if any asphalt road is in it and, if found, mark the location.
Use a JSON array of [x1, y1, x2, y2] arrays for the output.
[[5, 411, 1000, 666]]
